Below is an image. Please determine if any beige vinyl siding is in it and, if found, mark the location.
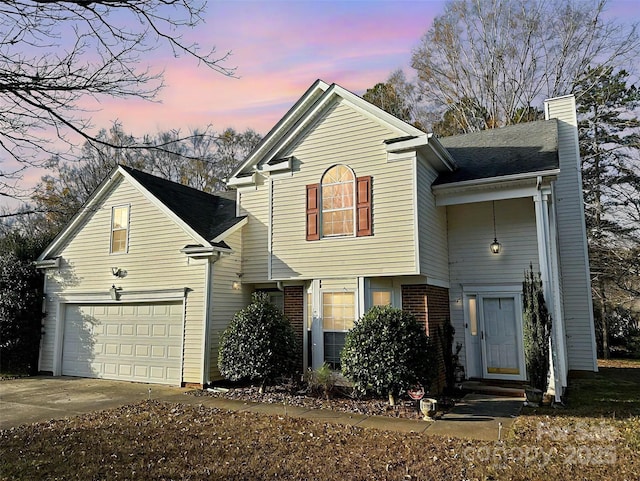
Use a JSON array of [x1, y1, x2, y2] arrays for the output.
[[447, 198, 539, 367], [238, 186, 270, 283], [545, 97, 597, 371], [320, 278, 358, 291], [209, 229, 251, 381], [40, 284, 58, 371], [417, 158, 449, 284], [40, 177, 208, 384], [271, 99, 417, 279]]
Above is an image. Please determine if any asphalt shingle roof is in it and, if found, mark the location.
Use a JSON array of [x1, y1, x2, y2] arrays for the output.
[[121, 166, 243, 247], [435, 119, 559, 185]]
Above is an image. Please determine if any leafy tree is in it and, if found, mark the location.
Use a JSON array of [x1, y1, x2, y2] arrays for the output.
[[30, 123, 261, 233], [575, 66, 640, 358], [411, 0, 640, 131], [523, 265, 552, 393], [0, 0, 234, 199], [340, 306, 435, 406], [0, 231, 51, 374], [363, 81, 413, 124], [362, 70, 430, 131], [218, 292, 299, 393]]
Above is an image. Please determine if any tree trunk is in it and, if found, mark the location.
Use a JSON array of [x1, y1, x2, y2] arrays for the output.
[[388, 392, 395, 406], [259, 379, 266, 395], [599, 278, 610, 359]]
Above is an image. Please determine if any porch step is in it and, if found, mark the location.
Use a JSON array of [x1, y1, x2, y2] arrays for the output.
[[461, 381, 525, 398]]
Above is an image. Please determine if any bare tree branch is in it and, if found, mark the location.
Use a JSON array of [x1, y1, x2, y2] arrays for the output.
[[411, 0, 640, 132], [0, 0, 235, 198]]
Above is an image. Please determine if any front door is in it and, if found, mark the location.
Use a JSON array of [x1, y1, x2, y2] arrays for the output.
[[481, 297, 524, 380]]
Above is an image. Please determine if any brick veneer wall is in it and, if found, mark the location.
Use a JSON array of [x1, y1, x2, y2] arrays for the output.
[[284, 286, 304, 372], [401, 284, 451, 393]]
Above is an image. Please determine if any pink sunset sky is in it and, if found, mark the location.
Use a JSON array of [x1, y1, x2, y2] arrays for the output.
[[4, 0, 640, 204]]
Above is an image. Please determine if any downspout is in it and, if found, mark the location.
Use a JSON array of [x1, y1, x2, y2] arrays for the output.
[[202, 251, 222, 386]]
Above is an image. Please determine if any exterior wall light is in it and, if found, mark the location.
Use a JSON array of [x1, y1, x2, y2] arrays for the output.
[[109, 284, 121, 301], [490, 201, 501, 254], [232, 281, 242, 290], [490, 238, 501, 254]]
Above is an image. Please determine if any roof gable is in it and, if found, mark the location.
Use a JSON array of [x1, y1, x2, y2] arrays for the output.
[[39, 166, 244, 260], [120, 166, 242, 246], [229, 80, 452, 182], [435, 120, 559, 185]]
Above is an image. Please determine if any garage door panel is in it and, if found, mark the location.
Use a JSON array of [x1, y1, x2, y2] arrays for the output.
[[62, 302, 183, 385]]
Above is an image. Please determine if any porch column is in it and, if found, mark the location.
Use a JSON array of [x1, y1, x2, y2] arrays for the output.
[[533, 188, 567, 402]]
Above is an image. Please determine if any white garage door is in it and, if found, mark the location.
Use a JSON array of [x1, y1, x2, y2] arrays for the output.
[[62, 302, 183, 385]]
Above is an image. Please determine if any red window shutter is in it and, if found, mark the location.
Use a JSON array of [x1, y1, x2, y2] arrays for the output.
[[356, 176, 372, 237], [306, 183, 320, 241]]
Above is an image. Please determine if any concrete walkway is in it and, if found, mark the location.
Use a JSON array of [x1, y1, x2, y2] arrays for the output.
[[0, 377, 522, 441]]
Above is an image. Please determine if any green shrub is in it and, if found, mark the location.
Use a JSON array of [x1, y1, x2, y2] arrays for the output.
[[218, 292, 299, 392], [0, 252, 44, 375], [305, 362, 337, 400], [523, 265, 552, 392], [340, 306, 435, 405]]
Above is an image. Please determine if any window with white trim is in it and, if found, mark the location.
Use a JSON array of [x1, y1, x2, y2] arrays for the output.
[[110, 205, 129, 253], [321, 165, 355, 237], [306, 166, 372, 241], [371, 289, 392, 307], [322, 291, 355, 370]]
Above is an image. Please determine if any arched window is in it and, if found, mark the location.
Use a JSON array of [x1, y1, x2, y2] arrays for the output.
[[321, 165, 355, 237], [306, 167, 372, 241]]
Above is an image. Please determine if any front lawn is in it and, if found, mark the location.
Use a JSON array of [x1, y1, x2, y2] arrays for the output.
[[1, 361, 638, 481]]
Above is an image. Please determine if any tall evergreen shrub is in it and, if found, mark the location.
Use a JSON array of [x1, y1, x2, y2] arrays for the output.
[[523, 265, 552, 392]]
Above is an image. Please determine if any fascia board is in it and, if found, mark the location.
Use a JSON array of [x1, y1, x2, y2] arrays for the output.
[[229, 80, 330, 181], [35, 258, 60, 269], [434, 171, 559, 206], [227, 173, 257, 187], [180, 246, 233, 257], [211, 216, 248, 243], [38, 165, 123, 261], [426, 135, 457, 171], [432, 169, 560, 192], [385, 135, 429, 152], [387, 135, 455, 173]]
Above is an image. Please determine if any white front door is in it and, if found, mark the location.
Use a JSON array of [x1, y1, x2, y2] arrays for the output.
[[480, 296, 524, 380]]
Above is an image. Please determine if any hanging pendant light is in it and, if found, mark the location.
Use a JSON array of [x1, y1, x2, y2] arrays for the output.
[[490, 201, 501, 254]]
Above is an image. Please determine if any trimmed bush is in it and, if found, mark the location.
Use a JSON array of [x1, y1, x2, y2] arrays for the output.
[[218, 292, 299, 392], [340, 306, 435, 405]]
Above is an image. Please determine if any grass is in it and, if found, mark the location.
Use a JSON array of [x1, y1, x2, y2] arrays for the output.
[[1, 360, 639, 480]]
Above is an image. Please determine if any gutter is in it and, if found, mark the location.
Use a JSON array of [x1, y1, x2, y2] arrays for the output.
[[432, 168, 561, 192], [34, 258, 60, 269]]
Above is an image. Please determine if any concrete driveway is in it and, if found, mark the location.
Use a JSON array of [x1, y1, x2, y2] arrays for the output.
[[0, 376, 189, 429]]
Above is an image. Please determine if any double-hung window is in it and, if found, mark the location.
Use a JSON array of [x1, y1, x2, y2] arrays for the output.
[[111, 206, 129, 254], [322, 291, 355, 370]]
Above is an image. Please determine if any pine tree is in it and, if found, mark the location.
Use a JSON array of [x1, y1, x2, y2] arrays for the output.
[[575, 66, 640, 358]]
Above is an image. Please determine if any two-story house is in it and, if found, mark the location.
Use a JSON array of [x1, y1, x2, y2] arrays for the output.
[[37, 80, 598, 400]]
